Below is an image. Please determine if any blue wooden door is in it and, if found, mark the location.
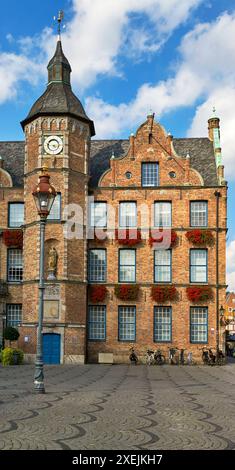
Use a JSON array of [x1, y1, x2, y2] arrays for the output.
[[43, 333, 61, 364]]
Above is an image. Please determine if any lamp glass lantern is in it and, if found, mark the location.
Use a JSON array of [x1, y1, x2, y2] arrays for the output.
[[32, 170, 56, 217]]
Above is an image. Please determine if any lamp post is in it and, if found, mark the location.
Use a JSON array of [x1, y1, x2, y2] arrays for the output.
[[219, 305, 226, 354], [2, 314, 6, 349], [32, 167, 56, 393]]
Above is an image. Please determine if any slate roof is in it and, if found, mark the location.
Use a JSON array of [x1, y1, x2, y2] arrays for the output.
[[0, 141, 25, 187], [0, 137, 218, 189], [21, 83, 95, 136]]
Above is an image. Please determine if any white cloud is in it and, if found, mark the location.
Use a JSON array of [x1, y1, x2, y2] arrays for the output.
[[0, 52, 41, 104], [0, 0, 203, 104], [85, 11, 235, 181]]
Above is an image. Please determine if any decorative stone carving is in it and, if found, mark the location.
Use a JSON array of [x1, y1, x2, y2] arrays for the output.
[[47, 247, 58, 280]]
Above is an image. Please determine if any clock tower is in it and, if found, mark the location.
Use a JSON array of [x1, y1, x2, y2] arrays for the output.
[[19, 29, 95, 364]]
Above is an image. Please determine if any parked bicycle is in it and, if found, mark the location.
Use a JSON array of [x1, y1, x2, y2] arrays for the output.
[[168, 347, 179, 365], [201, 347, 216, 365], [129, 347, 138, 365], [179, 349, 195, 365], [146, 349, 165, 365]]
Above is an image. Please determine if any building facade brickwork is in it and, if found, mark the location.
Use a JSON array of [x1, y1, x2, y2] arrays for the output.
[[0, 38, 227, 364]]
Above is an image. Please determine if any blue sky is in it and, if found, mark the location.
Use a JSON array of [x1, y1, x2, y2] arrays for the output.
[[0, 0, 234, 287]]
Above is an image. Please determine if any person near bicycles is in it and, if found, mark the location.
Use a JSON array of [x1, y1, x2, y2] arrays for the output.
[[129, 347, 138, 365]]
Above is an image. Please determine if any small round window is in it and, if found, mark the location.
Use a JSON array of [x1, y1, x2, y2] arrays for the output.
[[125, 171, 132, 179], [169, 171, 176, 179]]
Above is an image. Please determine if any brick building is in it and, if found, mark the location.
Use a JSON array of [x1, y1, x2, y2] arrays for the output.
[[0, 37, 227, 364]]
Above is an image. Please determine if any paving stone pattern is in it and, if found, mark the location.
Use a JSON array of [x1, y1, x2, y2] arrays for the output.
[[0, 364, 235, 450]]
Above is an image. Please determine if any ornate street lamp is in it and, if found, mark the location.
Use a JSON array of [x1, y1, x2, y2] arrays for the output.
[[32, 166, 56, 393]]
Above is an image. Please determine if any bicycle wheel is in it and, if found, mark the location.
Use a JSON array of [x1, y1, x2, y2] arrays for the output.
[[156, 354, 165, 365]]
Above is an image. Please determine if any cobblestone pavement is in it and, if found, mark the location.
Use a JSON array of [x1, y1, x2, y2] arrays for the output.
[[0, 363, 235, 450]]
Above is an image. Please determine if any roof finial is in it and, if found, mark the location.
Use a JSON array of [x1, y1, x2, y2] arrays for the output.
[[213, 106, 216, 115], [54, 10, 64, 41]]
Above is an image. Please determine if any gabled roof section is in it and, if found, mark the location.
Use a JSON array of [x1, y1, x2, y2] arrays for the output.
[[89, 137, 218, 187]]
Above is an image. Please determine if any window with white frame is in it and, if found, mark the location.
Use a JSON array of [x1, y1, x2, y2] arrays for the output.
[[118, 306, 136, 341], [8, 203, 24, 228], [154, 306, 172, 342], [141, 162, 159, 187], [119, 202, 137, 227], [190, 307, 208, 343], [190, 201, 208, 227], [190, 249, 207, 283], [88, 249, 106, 282], [7, 249, 23, 282], [88, 306, 106, 340], [119, 249, 136, 282], [154, 202, 171, 227], [90, 202, 107, 228], [47, 193, 61, 220], [6, 304, 22, 328], [154, 250, 171, 283]]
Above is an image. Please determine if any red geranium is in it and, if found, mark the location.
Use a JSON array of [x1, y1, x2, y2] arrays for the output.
[[149, 229, 178, 248], [186, 286, 213, 302], [151, 285, 178, 302], [3, 230, 23, 249], [89, 285, 107, 302], [114, 284, 140, 300], [186, 230, 214, 246], [115, 229, 142, 246]]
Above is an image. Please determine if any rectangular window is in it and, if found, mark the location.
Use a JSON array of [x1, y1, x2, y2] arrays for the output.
[[88, 306, 106, 340], [119, 249, 136, 283], [190, 307, 208, 343], [6, 304, 22, 328], [142, 163, 159, 187], [118, 306, 136, 341], [8, 203, 24, 228], [88, 249, 106, 282], [90, 202, 107, 228], [7, 249, 23, 282], [154, 306, 172, 342], [190, 201, 208, 227], [47, 193, 61, 220], [154, 250, 171, 283], [190, 249, 207, 283], [154, 202, 171, 227], [119, 202, 137, 228]]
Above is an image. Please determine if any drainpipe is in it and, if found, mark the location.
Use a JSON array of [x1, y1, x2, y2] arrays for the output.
[[214, 190, 221, 352]]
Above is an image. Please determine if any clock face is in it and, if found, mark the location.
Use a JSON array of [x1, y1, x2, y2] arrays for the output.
[[44, 136, 63, 155]]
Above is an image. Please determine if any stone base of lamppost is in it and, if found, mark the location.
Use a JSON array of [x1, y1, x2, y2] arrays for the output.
[[34, 361, 45, 393]]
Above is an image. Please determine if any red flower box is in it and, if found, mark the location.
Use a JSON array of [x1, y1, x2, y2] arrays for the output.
[[115, 229, 142, 246], [149, 229, 178, 248], [151, 285, 178, 302], [89, 285, 107, 302], [186, 286, 213, 302], [3, 230, 23, 249], [114, 284, 140, 300], [186, 229, 214, 246]]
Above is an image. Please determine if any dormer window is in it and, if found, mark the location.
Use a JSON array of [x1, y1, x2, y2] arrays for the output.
[[141, 163, 159, 187]]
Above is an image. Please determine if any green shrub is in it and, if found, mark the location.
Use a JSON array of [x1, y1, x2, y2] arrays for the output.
[[2, 347, 24, 366], [3, 327, 20, 343]]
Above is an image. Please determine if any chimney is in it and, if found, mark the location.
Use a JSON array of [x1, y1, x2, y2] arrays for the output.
[[208, 108, 220, 141], [0, 155, 3, 168], [208, 108, 223, 168]]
